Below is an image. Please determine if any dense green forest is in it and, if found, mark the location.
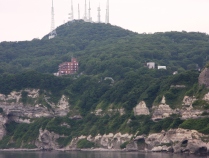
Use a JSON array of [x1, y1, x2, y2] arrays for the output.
[[1, 20, 209, 75], [0, 20, 209, 148], [0, 20, 208, 110]]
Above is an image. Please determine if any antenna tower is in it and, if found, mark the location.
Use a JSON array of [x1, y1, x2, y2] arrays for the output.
[[88, 0, 92, 22], [78, 4, 80, 19], [71, 0, 74, 20], [49, 0, 57, 39], [83, 0, 87, 21], [97, 4, 101, 23], [68, 0, 74, 22], [105, 0, 109, 24]]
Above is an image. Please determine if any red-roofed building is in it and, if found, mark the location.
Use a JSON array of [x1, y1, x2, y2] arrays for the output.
[[58, 58, 79, 76]]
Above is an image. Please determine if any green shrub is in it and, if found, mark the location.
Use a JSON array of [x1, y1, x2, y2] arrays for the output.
[[120, 141, 129, 149], [57, 136, 72, 148], [179, 118, 209, 134], [77, 139, 95, 148], [193, 100, 209, 109]]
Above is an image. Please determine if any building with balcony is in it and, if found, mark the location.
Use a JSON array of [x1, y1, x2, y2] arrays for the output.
[[57, 58, 79, 76]]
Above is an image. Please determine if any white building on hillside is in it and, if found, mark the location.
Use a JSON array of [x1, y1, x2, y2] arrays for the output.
[[147, 62, 155, 69], [158, 66, 167, 70]]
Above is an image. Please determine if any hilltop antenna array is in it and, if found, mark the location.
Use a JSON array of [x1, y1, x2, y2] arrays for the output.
[[49, 0, 57, 39], [105, 0, 109, 24]]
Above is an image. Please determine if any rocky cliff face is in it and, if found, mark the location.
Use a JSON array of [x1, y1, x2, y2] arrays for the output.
[[151, 96, 204, 121], [199, 68, 209, 88], [35, 129, 60, 150], [0, 114, 7, 140], [67, 133, 133, 150], [145, 128, 209, 155], [133, 101, 150, 116], [0, 89, 70, 121], [152, 96, 176, 121], [0, 89, 71, 142], [1, 87, 209, 155], [34, 127, 209, 155]]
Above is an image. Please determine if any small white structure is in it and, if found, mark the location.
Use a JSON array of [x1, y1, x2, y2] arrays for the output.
[[147, 62, 155, 69], [53, 72, 59, 76], [173, 71, 178, 75], [158, 66, 166, 70]]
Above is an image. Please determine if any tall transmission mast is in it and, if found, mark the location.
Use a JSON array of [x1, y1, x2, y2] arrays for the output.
[[71, 0, 74, 20], [83, 0, 87, 21], [88, 0, 92, 22], [49, 0, 57, 39], [97, 4, 101, 23], [78, 4, 80, 19], [68, 0, 74, 22], [105, 0, 109, 24]]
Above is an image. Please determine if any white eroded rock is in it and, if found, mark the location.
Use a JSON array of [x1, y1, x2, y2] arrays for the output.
[[57, 95, 69, 110], [133, 101, 150, 116], [203, 92, 209, 102], [36, 129, 60, 150], [67, 133, 133, 150], [182, 96, 196, 107], [0, 115, 7, 140], [108, 108, 125, 115], [152, 96, 174, 121], [145, 128, 209, 154]]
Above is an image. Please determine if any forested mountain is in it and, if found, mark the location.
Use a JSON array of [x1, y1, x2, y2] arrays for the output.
[[0, 20, 209, 151], [0, 20, 209, 75]]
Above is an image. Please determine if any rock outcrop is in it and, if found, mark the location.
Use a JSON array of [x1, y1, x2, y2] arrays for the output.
[[145, 128, 208, 155], [0, 114, 7, 140], [0, 90, 71, 121], [152, 96, 175, 121], [93, 108, 125, 116], [35, 129, 60, 150], [0, 89, 72, 142], [181, 109, 203, 120], [66, 133, 133, 150], [203, 92, 209, 102], [199, 68, 209, 88], [133, 101, 150, 116], [182, 96, 196, 108], [39, 128, 209, 155]]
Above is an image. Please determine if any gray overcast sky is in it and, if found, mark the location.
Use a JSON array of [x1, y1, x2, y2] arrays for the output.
[[0, 0, 209, 42]]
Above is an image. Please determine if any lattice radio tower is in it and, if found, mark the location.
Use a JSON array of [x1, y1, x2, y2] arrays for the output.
[[71, 0, 74, 20], [83, 0, 88, 21], [49, 0, 57, 39], [68, 0, 74, 22], [78, 4, 80, 19], [97, 4, 101, 23], [105, 0, 109, 24], [88, 0, 92, 22]]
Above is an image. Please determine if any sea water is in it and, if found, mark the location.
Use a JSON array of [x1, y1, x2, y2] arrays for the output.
[[0, 151, 204, 158]]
